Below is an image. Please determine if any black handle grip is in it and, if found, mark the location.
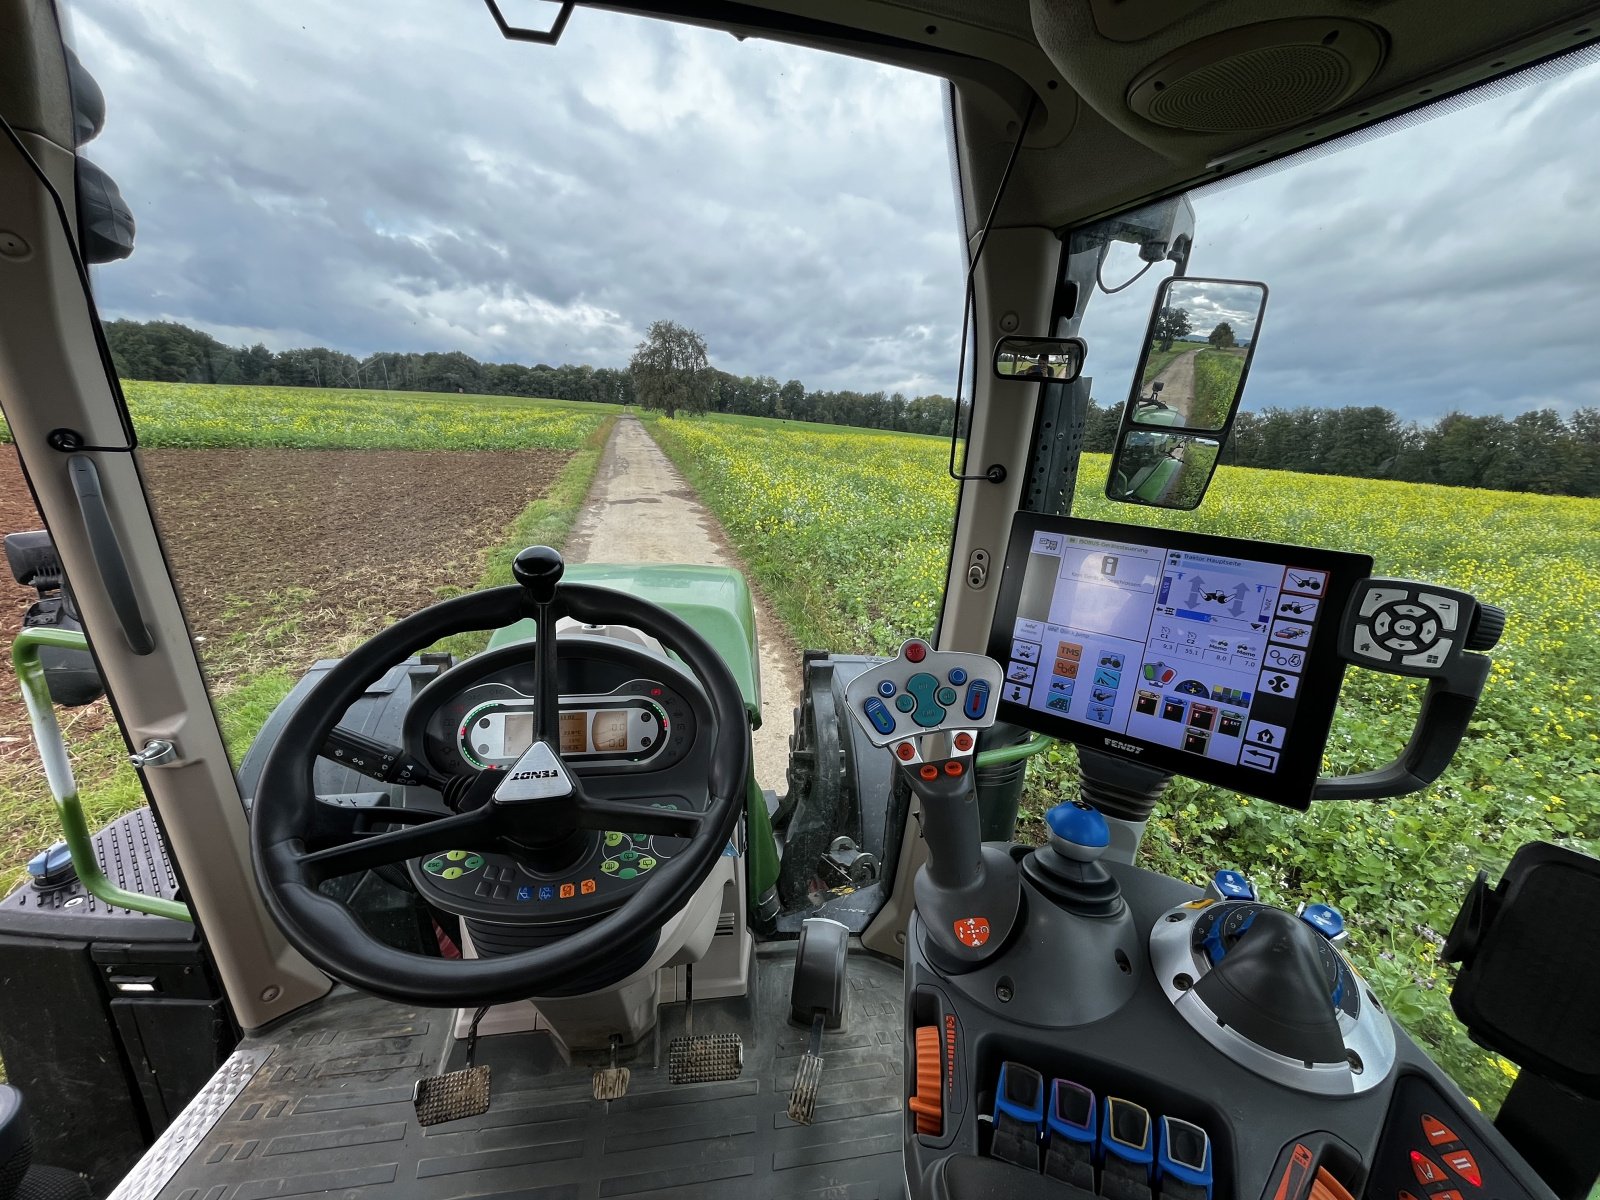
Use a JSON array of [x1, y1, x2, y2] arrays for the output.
[[66, 455, 152, 655], [1311, 653, 1490, 802], [911, 768, 984, 891]]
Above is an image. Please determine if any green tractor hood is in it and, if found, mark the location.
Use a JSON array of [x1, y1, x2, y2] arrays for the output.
[[488, 562, 763, 727]]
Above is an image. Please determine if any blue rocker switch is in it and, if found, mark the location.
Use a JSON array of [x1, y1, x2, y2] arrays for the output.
[[990, 1061, 1046, 1171], [1100, 1096, 1155, 1200], [1158, 1116, 1214, 1200], [1205, 869, 1257, 902], [1043, 1078, 1097, 1190]]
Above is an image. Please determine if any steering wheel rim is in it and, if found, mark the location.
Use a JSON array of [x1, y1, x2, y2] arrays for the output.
[[250, 579, 750, 1006]]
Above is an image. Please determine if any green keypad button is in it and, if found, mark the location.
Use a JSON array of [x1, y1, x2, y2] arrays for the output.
[[620, 850, 638, 863], [604, 831, 625, 847], [445, 850, 468, 862], [464, 855, 483, 871], [631, 833, 650, 845], [894, 694, 915, 713], [937, 686, 958, 706], [638, 856, 657, 872], [423, 858, 445, 875], [601, 859, 619, 875], [441, 867, 463, 880], [618, 868, 637, 880]]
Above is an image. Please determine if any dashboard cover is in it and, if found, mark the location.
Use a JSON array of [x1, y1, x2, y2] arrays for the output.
[[986, 514, 1371, 806]]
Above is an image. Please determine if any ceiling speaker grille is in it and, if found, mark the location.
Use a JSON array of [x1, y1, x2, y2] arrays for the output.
[[1128, 20, 1384, 134]]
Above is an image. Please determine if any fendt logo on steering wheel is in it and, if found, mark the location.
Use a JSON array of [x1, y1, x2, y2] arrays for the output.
[[511, 768, 560, 781]]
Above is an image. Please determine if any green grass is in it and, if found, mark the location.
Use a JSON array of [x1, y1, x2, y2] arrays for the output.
[[648, 410, 1599, 1108], [1, 381, 617, 451], [1191, 349, 1246, 428]]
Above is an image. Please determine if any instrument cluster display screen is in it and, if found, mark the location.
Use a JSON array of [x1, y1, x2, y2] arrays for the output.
[[987, 515, 1372, 805]]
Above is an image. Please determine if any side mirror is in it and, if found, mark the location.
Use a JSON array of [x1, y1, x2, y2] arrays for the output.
[[993, 336, 1085, 383], [1107, 430, 1222, 510], [1107, 277, 1266, 508]]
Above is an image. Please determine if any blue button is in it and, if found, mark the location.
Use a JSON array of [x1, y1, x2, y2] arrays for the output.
[[27, 842, 73, 879], [1212, 869, 1256, 901], [963, 679, 990, 720], [537, 885, 555, 901], [517, 886, 532, 901], [1047, 1079, 1097, 1144], [1299, 902, 1345, 940], [948, 668, 968, 685], [878, 680, 896, 697], [1101, 1097, 1154, 1172], [863, 697, 896, 735], [994, 1062, 1046, 1129], [1046, 801, 1109, 849], [1158, 1116, 1213, 1199]]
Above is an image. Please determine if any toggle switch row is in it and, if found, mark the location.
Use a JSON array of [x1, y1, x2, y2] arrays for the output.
[[990, 1062, 1213, 1200]]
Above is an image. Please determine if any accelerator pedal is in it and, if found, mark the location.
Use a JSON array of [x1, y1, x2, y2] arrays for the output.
[[593, 1034, 631, 1101], [785, 918, 850, 1125], [413, 1006, 492, 1126], [668, 964, 744, 1085]]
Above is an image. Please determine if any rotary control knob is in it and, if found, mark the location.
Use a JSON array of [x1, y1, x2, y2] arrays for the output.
[[1045, 800, 1110, 862], [1465, 602, 1506, 652]]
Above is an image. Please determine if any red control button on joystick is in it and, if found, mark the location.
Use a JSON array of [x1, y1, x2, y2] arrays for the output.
[[1411, 1152, 1448, 1188], [1421, 1115, 1458, 1146], [905, 641, 927, 663], [954, 732, 973, 752], [1442, 1150, 1481, 1188], [896, 741, 916, 761]]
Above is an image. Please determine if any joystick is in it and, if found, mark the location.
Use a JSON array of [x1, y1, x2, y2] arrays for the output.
[[1021, 800, 1124, 917], [842, 640, 1019, 972]]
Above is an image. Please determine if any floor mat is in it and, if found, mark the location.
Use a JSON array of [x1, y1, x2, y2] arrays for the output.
[[155, 945, 908, 1199]]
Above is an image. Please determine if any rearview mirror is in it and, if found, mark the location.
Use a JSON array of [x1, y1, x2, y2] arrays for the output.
[[1107, 430, 1222, 510], [1127, 278, 1266, 433], [993, 336, 1085, 383]]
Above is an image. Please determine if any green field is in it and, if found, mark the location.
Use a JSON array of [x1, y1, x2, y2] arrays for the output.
[[1191, 348, 1246, 427], [1, 380, 619, 451], [650, 410, 1600, 1106]]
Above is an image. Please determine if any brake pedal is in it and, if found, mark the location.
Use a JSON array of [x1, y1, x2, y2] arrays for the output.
[[413, 1006, 492, 1126], [668, 964, 744, 1085]]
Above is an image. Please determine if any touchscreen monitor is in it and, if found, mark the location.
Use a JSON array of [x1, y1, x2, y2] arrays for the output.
[[987, 515, 1373, 805]]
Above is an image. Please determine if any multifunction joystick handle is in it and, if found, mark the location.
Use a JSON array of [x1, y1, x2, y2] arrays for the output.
[[843, 640, 1019, 971]]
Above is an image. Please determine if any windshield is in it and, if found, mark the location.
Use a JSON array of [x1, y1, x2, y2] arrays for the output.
[[1038, 63, 1599, 1107]]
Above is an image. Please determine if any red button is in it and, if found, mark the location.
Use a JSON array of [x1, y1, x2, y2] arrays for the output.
[[944, 760, 964, 777], [1443, 1150, 1481, 1188], [1434, 1192, 1465, 1200], [1421, 1114, 1459, 1147], [954, 732, 973, 752], [896, 741, 916, 761], [919, 764, 939, 781], [905, 641, 927, 663], [1411, 1152, 1447, 1187]]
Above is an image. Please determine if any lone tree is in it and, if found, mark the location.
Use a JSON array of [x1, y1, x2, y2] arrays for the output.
[[630, 320, 710, 419], [1152, 306, 1192, 351], [1208, 321, 1237, 349]]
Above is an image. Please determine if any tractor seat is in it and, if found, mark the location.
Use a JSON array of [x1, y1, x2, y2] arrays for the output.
[[0, 1087, 90, 1200]]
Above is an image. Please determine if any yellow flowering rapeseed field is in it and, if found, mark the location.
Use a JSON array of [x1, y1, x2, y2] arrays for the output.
[[651, 411, 1599, 1105], [96, 381, 614, 451]]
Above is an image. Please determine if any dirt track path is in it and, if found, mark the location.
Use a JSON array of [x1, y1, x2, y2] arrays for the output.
[[565, 417, 799, 793], [1151, 347, 1200, 422]]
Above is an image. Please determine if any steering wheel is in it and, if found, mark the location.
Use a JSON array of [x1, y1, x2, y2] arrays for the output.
[[250, 546, 750, 1006]]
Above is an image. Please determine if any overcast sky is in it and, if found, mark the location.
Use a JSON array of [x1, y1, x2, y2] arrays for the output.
[[70, 2, 1600, 420]]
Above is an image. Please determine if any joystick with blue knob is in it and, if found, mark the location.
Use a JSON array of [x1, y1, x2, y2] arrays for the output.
[[1023, 801, 1124, 916]]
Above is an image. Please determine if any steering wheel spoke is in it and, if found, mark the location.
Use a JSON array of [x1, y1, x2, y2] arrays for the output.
[[296, 804, 496, 882]]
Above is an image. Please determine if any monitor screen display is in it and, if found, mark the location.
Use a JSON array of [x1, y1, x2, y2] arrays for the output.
[[987, 515, 1373, 805]]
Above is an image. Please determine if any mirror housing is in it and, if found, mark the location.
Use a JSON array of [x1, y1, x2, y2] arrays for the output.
[[1107, 429, 1222, 510], [993, 336, 1086, 383], [1107, 277, 1267, 508]]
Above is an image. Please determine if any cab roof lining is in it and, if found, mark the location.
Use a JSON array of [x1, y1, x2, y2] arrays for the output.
[[577, 0, 1600, 238]]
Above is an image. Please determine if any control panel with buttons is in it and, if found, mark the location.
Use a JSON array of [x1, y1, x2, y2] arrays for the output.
[[842, 638, 1004, 749], [1341, 580, 1480, 677], [1364, 1075, 1545, 1200]]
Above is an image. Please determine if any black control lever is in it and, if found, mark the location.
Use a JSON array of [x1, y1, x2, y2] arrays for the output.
[[1313, 578, 1504, 802], [512, 545, 565, 748], [320, 726, 445, 791], [842, 639, 1019, 972]]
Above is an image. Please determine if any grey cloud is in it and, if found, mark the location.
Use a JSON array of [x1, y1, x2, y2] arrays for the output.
[[72, 2, 1600, 418]]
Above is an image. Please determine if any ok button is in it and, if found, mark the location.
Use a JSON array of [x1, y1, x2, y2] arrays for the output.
[[1393, 617, 1418, 637]]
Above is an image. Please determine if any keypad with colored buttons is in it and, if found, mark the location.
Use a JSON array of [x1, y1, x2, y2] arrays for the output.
[[1342, 578, 1476, 677], [843, 638, 1005, 748]]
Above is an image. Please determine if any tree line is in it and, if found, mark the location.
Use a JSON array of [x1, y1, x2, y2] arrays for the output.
[[104, 319, 958, 437], [1084, 399, 1600, 497], [105, 319, 1599, 495]]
